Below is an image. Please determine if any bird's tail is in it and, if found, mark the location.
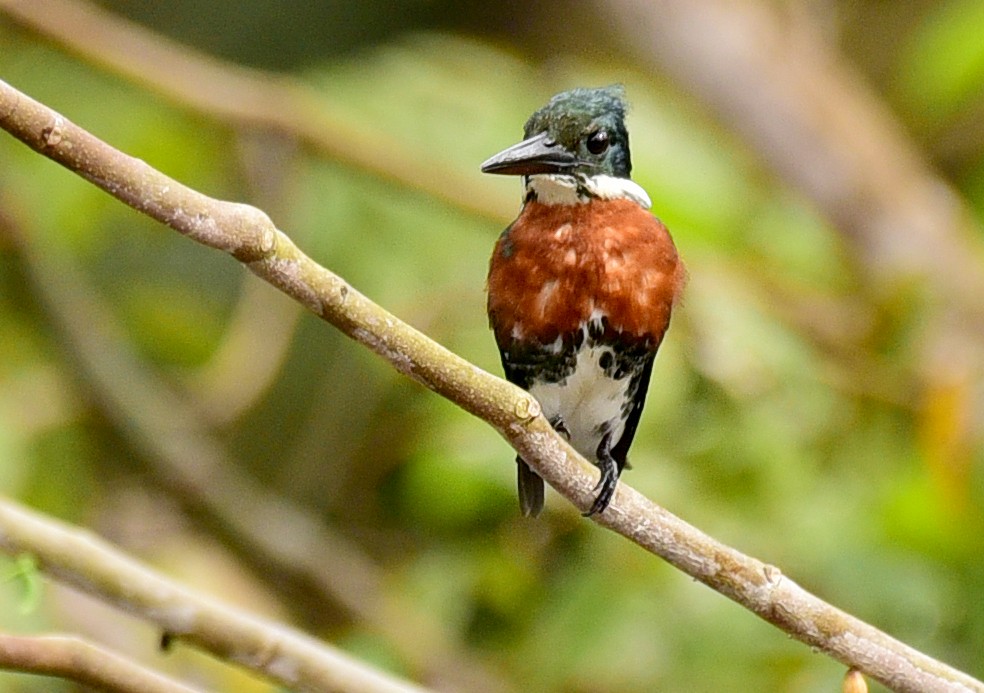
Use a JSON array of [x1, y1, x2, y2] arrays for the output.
[[517, 457, 544, 517]]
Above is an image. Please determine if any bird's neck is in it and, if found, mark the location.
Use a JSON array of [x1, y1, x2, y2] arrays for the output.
[[525, 173, 652, 209]]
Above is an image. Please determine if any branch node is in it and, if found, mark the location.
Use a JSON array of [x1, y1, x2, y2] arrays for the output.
[[513, 395, 541, 421], [221, 203, 278, 263], [40, 115, 65, 147], [259, 227, 277, 254]]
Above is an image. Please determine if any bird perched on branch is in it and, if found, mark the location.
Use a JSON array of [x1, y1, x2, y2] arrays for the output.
[[483, 85, 685, 517]]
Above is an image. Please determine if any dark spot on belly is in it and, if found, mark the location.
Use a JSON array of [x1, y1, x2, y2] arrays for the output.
[[599, 351, 613, 371]]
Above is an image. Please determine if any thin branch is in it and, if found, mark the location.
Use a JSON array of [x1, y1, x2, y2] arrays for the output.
[[0, 632, 203, 693], [0, 497, 431, 693], [185, 134, 306, 425], [185, 275, 303, 425], [1, 79, 981, 693]]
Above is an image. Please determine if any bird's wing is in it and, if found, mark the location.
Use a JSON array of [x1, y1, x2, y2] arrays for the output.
[[609, 351, 657, 470]]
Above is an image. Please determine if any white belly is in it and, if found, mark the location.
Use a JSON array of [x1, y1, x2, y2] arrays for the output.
[[528, 345, 631, 461]]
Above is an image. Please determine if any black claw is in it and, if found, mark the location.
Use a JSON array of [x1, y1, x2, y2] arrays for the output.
[[583, 448, 619, 517]]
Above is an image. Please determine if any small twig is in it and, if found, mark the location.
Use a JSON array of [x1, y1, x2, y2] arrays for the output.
[[0, 631, 203, 693], [1, 77, 981, 693]]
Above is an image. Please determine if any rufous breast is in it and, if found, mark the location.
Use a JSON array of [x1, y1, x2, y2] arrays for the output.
[[487, 198, 685, 349]]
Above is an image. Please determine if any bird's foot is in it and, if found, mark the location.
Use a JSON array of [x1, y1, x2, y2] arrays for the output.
[[583, 454, 618, 517]]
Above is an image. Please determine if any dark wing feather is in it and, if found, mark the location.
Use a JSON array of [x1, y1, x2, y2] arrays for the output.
[[609, 351, 657, 471]]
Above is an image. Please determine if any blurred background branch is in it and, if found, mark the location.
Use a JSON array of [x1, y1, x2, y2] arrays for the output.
[[0, 631, 203, 693], [606, 0, 984, 291], [0, 0, 510, 223], [604, 0, 984, 424], [0, 496, 432, 693]]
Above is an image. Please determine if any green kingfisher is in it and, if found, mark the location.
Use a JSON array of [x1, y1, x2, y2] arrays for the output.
[[483, 86, 685, 517]]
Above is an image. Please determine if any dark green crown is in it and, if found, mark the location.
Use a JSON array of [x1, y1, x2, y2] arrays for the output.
[[480, 85, 634, 180], [522, 85, 632, 178]]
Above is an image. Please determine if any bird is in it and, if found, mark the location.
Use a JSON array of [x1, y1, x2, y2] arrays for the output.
[[483, 85, 685, 517]]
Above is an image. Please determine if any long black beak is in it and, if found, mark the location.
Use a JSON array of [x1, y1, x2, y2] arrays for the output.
[[480, 131, 581, 176]]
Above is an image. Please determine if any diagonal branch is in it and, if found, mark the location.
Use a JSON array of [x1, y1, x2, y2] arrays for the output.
[[0, 631, 203, 693], [0, 78, 981, 693]]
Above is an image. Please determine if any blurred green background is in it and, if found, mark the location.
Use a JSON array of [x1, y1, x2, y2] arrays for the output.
[[1, 1, 983, 691]]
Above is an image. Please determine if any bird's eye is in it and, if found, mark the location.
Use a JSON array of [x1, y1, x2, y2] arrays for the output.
[[586, 130, 609, 155]]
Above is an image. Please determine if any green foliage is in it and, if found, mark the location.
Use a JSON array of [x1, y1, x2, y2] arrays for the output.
[[896, 0, 984, 122], [1, 7, 983, 692]]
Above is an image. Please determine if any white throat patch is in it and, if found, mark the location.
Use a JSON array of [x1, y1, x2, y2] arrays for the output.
[[527, 174, 652, 209]]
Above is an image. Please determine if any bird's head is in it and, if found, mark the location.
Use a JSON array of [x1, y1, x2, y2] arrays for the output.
[[481, 85, 632, 180]]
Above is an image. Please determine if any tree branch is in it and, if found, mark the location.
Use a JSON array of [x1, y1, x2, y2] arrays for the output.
[[0, 631, 203, 693], [0, 497, 431, 693], [1, 77, 981, 693]]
